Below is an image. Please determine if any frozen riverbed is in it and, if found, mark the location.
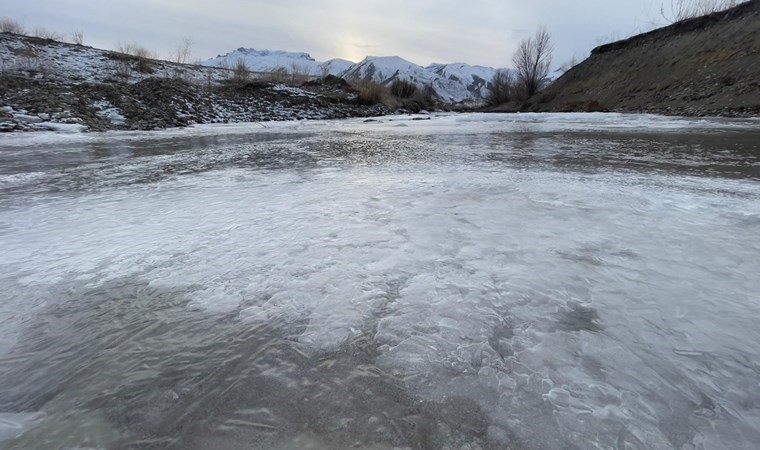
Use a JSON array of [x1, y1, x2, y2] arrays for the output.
[[1, 113, 760, 449]]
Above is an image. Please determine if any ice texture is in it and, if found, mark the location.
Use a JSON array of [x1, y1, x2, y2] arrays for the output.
[[1, 113, 759, 449]]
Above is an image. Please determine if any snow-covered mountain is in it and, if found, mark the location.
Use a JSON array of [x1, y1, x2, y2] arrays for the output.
[[204, 48, 504, 104], [320, 58, 354, 77], [203, 48, 351, 77], [340, 56, 499, 104], [426, 62, 497, 102]]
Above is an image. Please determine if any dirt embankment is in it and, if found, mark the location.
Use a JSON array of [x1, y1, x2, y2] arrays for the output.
[[0, 33, 391, 132], [531, 0, 760, 117]]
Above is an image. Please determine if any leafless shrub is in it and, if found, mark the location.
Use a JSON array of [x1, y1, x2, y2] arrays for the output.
[[390, 79, 417, 99], [10, 43, 43, 73], [34, 27, 63, 41], [168, 38, 193, 80], [11, 43, 37, 58], [288, 63, 310, 85], [173, 37, 193, 64], [411, 83, 436, 109], [268, 67, 288, 83], [0, 17, 25, 34], [107, 51, 148, 80], [419, 84, 436, 104], [488, 69, 515, 105], [114, 60, 132, 80], [512, 25, 553, 99], [594, 31, 624, 47], [356, 80, 387, 105], [13, 44, 52, 76], [71, 30, 84, 46], [233, 58, 250, 82], [556, 54, 582, 76], [116, 42, 156, 59], [206, 70, 214, 90], [216, 58, 233, 80], [136, 59, 155, 74], [661, 0, 743, 23], [132, 46, 155, 59]]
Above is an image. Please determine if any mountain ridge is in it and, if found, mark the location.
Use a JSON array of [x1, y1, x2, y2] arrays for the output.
[[203, 49, 504, 104]]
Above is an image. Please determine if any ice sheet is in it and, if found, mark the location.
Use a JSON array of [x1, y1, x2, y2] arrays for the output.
[[1, 113, 759, 449], [2, 112, 758, 148]]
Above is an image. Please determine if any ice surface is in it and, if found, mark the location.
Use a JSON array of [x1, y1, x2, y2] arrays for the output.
[[2, 112, 757, 147], [1, 113, 759, 449], [0, 412, 45, 441]]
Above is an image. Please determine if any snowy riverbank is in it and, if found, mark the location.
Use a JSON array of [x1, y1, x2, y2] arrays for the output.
[[0, 33, 390, 132]]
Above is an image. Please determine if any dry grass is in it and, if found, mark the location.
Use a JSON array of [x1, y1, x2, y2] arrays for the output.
[[661, 0, 744, 23], [288, 63, 311, 85], [33, 27, 63, 41], [355, 80, 387, 105], [349, 77, 435, 109], [0, 17, 25, 34], [233, 58, 250, 82], [116, 42, 156, 60], [71, 30, 84, 46], [390, 79, 417, 98]]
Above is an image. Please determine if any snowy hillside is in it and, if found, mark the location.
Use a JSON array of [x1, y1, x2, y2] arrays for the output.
[[340, 56, 500, 104], [340, 56, 426, 84], [426, 63, 497, 102], [320, 58, 355, 76], [0, 33, 391, 132], [203, 48, 351, 76]]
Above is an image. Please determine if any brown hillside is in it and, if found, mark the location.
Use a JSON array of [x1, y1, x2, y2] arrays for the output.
[[532, 0, 760, 116]]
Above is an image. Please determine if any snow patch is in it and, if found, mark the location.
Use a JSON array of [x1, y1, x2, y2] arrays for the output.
[[94, 100, 126, 126]]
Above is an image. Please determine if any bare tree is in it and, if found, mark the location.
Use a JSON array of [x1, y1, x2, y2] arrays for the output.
[[488, 69, 514, 105], [512, 25, 553, 99], [661, 0, 743, 23]]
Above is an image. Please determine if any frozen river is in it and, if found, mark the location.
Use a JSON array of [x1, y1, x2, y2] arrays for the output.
[[1, 113, 760, 449]]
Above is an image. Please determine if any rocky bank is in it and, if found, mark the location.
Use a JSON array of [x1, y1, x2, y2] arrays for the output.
[[0, 33, 391, 132], [529, 0, 760, 117]]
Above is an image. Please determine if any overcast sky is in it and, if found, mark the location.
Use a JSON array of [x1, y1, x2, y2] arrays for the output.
[[4, 0, 669, 68]]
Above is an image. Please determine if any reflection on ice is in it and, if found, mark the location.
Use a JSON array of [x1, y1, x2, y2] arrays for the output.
[[1, 113, 759, 449]]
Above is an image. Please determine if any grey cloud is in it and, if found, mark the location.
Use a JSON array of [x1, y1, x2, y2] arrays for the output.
[[0, 0, 671, 68]]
